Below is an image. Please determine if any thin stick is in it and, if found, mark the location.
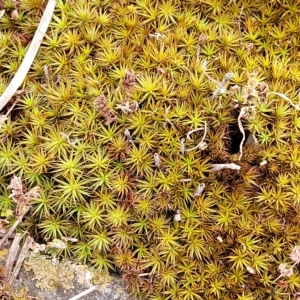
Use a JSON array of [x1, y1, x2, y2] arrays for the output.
[[0, 220, 21, 248], [267, 92, 300, 110], [0, 232, 16, 238], [211, 73, 234, 100], [0, 98, 20, 129], [5, 233, 22, 280], [238, 107, 246, 160], [196, 45, 201, 62], [185, 122, 208, 152], [0, 0, 56, 111], [68, 285, 98, 300], [5, 98, 19, 116], [237, 5, 244, 46], [9, 236, 33, 285], [0, 206, 30, 247], [238, 106, 256, 160], [186, 127, 205, 141], [210, 163, 241, 172]]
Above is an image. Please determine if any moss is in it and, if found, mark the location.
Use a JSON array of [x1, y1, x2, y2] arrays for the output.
[[1, 0, 300, 299], [0, 249, 8, 260]]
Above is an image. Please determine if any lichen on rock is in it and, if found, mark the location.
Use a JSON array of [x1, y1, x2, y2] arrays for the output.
[[23, 252, 112, 291]]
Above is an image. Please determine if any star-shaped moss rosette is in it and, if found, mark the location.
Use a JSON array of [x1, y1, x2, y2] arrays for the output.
[[1, 0, 300, 299]]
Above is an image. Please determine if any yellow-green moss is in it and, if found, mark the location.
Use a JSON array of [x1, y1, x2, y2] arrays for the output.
[[1, 0, 300, 299]]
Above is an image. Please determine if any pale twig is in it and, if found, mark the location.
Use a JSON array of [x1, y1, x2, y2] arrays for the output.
[[185, 61, 231, 99], [196, 45, 201, 62], [178, 178, 192, 182], [202, 65, 220, 85], [217, 236, 223, 242], [187, 127, 205, 141], [211, 73, 234, 100], [185, 122, 208, 152], [68, 285, 98, 300], [245, 133, 258, 146], [0, 98, 19, 129], [246, 266, 255, 274], [44, 65, 50, 83], [124, 129, 132, 140], [138, 273, 151, 277], [0, 0, 56, 111], [9, 236, 33, 285], [60, 132, 81, 146], [174, 210, 181, 222], [238, 106, 255, 160], [194, 183, 205, 197], [124, 129, 135, 143], [164, 105, 176, 130], [260, 160, 267, 166], [149, 31, 165, 40], [183, 64, 219, 86], [267, 92, 300, 110], [210, 163, 241, 172], [237, 5, 244, 46], [5, 233, 22, 279], [0, 10, 5, 19], [5, 98, 19, 116], [154, 153, 161, 168], [180, 138, 185, 154]]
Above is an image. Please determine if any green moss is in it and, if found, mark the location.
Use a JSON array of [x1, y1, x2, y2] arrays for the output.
[[1, 0, 300, 299]]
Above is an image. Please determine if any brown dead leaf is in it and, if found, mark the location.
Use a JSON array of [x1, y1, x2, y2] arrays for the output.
[[8, 175, 23, 200], [11, 9, 18, 20], [7, 176, 40, 218], [12, 1, 20, 9], [0, 219, 8, 234], [15, 187, 40, 217], [16, 33, 31, 46], [278, 280, 288, 288]]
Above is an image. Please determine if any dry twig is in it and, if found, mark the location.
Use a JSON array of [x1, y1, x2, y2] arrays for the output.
[[5, 233, 22, 279], [8, 236, 33, 285], [68, 285, 98, 300], [0, 0, 56, 111]]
